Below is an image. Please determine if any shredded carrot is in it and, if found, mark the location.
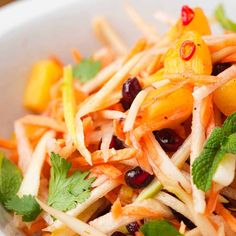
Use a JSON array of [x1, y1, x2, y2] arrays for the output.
[[26, 217, 47, 235], [71, 48, 82, 63], [113, 119, 126, 140], [105, 189, 120, 204], [124, 38, 147, 63], [70, 148, 137, 167], [111, 198, 122, 219], [169, 219, 181, 230], [0, 137, 16, 150], [137, 146, 153, 174], [83, 116, 94, 135], [205, 185, 219, 216], [122, 205, 160, 218], [135, 232, 144, 236], [9, 152, 18, 164], [215, 203, 236, 232], [91, 164, 122, 179], [222, 51, 236, 63], [200, 95, 213, 128]]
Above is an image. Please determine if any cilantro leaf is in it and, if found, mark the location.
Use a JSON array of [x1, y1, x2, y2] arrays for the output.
[[215, 4, 236, 32], [72, 58, 101, 83], [0, 153, 22, 205], [47, 152, 95, 211], [5, 195, 41, 222], [140, 220, 183, 236]]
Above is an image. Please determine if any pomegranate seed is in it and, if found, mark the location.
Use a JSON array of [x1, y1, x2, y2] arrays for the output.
[[125, 166, 154, 189], [212, 63, 231, 76], [120, 77, 142, 111], [111, 232, 126, 236], [126, 221, 140, 235], [153, 128, 183, 152], [171, 209, 195, 229], [109, 136, 125, 150], [181, 5, 194, 26], [180, 40, 196, 61], [99, 135, 125, 150]]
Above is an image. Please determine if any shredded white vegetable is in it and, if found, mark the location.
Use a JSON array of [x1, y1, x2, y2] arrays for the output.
[[18, 131, 55, 197], [37, 199, 106, 236]]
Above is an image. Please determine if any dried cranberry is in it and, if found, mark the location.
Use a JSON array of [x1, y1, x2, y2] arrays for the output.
[[126, 221, 140, 235], [212, 63, 231, 76], [153, 128, 183, 152], [181, 5, 194, 26], [111, 232, 126, 236], [120, 77, 142, 111], [109, 136, 125, 150], [125, 166, 154, 189]]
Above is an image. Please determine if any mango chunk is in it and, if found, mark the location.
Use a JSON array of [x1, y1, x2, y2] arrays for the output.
[[168, 7, 211, 40], [24, 60, 62, 112], [213, 78, 236, 115], [164, 31, 212, 75]]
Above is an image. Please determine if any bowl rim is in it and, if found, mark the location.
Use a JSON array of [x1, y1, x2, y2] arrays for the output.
[[0, 0, 79, 37]]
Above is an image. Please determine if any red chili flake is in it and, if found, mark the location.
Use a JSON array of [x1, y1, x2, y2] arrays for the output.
[[181, 5, 195, 26], [180, 40, 196, 61]]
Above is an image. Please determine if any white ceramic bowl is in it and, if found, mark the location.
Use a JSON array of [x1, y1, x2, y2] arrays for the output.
[[2, 0, 236, 138], [0, 0, 235, 235]]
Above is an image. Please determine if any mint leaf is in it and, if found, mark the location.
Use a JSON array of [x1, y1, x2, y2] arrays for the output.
[[140, 220, 183, 236], [215, 4, 236, 32], [221, 133, 236, 154], [72, 58, 101, 83], [222, 112, 236, 136], [192, 113, 236, 192], [48, 152, 95, 211], [0, 153, 22, 205], [5, 195, 41, 222]]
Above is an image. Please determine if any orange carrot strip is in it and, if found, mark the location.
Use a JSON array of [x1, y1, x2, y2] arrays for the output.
[[71, 148, 137, 167], [71, 48, 82, 63], [137, 146, 153, 174], [27, 217, 47, 235], [222, 51, 236, 63], [205, 185, 219, 216], [200, 95, 213, 128], [105, 189, 120, 204], [91, 164, 122, 179], [0, 137, 16, 150], [135, 232, 144, 236], [122, 206, 160, 218], [215, 202, 236, 232], [111, 198, 122, 219]]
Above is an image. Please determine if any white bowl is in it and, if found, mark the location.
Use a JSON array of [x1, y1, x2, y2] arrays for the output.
[[0, 0, 236, 234], [2, 0, 236, 137]]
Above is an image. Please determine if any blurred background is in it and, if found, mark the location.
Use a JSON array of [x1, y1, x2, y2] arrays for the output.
[[0, 0, 13, 7]]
